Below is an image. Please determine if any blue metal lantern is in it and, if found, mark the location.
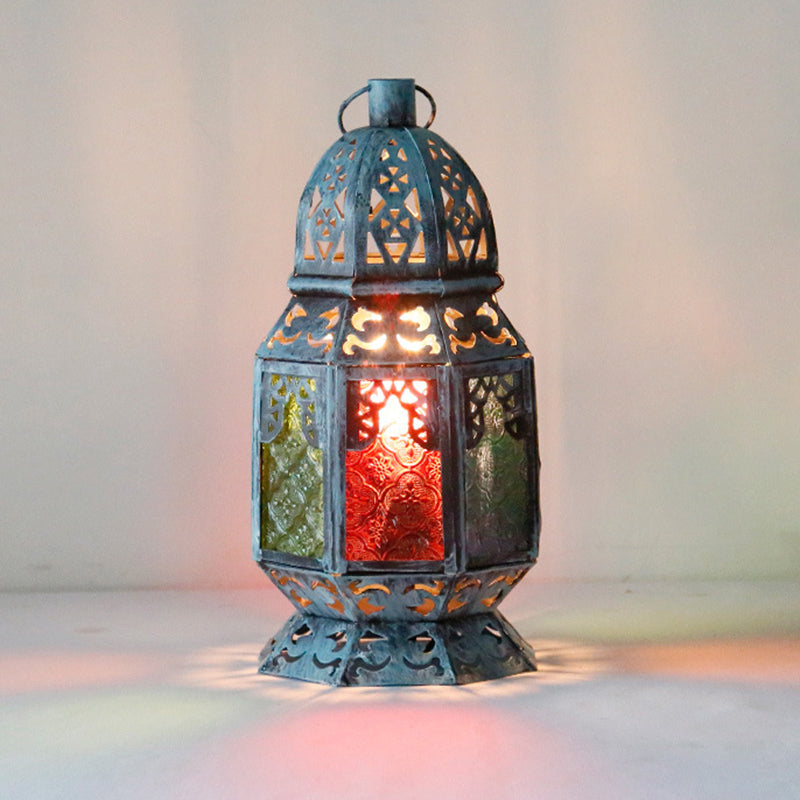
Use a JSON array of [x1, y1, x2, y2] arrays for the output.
[[253, 79, 541, 685]]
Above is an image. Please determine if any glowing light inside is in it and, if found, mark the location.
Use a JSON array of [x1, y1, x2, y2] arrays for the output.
[[396, 333, 441, 355], [368, 379, 429, 437], [345, 379, 443, 561]]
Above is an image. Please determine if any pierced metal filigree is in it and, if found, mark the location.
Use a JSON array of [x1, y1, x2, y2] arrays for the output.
[[338, 300, 445, 362], [347, 379, 437, 450], [465, 372, 526, 449], [297, 135, 361, 273], [439, 296, 523, 359], [424, 136, 491, 267], [261, 374, 320, 447], [263, 565, 530, 621], [259, 611, 535, 686], [262, 299, 345, 362], [365, 136, 427, 269]]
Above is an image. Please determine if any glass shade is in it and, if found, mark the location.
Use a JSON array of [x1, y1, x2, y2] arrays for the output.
[[345, 379, 443, 561], [259, 375, 324, 559], [465, 384, 529, 565]]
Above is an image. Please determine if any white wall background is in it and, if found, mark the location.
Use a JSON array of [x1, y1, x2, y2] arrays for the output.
[[2, 0, 798, 590]]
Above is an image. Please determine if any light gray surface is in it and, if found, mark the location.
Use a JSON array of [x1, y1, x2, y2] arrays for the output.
[[2, 581, 799, 799], [2, 1, 799, 590]]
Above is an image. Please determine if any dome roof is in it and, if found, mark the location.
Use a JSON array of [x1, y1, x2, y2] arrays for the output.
[[259, 80, 528, 366], [288, 80, 500, 299]]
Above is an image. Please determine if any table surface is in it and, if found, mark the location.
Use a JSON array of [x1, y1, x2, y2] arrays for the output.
[[2, 580, 799, 800]]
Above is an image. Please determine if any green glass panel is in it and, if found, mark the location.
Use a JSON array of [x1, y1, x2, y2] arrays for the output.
[[260, 383, 324, 558], [465, 389, 529, 564]]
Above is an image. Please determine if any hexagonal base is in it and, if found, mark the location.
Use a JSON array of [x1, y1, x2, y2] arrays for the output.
[[258, 611, 536, 686]]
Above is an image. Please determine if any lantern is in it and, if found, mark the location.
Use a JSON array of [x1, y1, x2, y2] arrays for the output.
[[253, 79, 540, 685]]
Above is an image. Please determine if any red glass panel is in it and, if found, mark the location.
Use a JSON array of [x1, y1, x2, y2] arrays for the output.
[[345, 380, 444, 561]]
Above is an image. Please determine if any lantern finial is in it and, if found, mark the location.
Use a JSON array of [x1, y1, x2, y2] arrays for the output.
[[368, 78, 416, 127]]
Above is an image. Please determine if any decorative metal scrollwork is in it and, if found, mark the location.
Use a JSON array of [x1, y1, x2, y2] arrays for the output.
[[263, 565, 531, 622], [258, 611, 535, 686], [261, 374, 320, 447], [441, 298, 519, 356], [298, 135, 361, 270], [424, 137, 491, 267], [465, 372, 526, 449], [365, 137, 427, 269], [347, 379, 437, 450], [266, 301, 342, 357]]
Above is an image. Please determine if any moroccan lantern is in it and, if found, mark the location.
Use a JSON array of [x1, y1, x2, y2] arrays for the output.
[[253, 79, 540, 685]]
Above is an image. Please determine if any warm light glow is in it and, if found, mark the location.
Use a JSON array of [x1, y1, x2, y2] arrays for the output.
[[377, 393, 407, 435], [396, 333, 441, 355], [399, 306, 431, 331], [367, 379, 429, 436], [481, 327, 517, 346], [342, 332, 387, 355], [318, 307, 340, 329], [475, 301, 498, 326], [351, 307, 382, 331], [307, 332, 334, 352], [284, 304, 307, 326], [345, 378, 443, 561], [442, 307, 463, 330]]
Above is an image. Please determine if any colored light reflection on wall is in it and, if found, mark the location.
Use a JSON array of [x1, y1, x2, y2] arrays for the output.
[[345, 380, 443, 561]]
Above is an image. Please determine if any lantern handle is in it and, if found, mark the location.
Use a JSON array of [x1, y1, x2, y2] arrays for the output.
[[416, 85, 437, 128], [337, 83, 436, 134]]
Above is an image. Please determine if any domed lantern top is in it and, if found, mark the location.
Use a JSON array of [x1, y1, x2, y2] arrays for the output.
[[259, 78, 527, 367], [253, 79, 541, 686], [295, 78, 497, 286]]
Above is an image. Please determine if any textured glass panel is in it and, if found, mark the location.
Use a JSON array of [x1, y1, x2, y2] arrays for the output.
[[260, 381, 324, 558], [465, 388, 529, 564], [346, 380, 443, 561]]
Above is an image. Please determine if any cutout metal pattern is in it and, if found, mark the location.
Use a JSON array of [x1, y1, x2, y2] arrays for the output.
[[263, 566, 529, 621], [259, 611, 536, 686], [268, 569, 347, 616], [464, 372, 526, 449], [341, 303, 443, 359], [263, 300, 344, 361], [366, 137, 426, 268], [299, 136, 359, 269], [441, 297, 521, 357], [261, 374, 320, 447], [425, 137, 491, 268], [292, 125, 497, 283], [260, 373, 319, 447], [347, 379, 437, 450]]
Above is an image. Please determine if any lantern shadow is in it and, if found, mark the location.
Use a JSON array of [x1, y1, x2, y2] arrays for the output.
[[169, 637, 800, 798], [179, 636, 610, 700], [171, 639, 629, 799]]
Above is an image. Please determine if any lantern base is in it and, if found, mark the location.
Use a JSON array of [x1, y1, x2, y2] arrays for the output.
[[258, 610, 536, 686]]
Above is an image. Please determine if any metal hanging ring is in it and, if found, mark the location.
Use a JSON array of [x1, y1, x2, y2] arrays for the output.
[[337, 85, 369, 134], [337, 84, 437, 134], [415, 85, 437, 129]]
